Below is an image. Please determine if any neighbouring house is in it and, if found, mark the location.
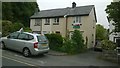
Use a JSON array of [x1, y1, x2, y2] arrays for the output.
[[108, 0, 120, 43], [30, 2, 97, 48]]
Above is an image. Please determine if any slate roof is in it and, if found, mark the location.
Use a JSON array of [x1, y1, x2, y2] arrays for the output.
[[30, 5, 95, 19]]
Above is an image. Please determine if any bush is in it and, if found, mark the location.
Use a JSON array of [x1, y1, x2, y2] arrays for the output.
[[24, 27, 32, 32], [71, 30, 86, 53], [2, 20, 13, 36], [60, 30, 86, 54], [45, 33, 63, 51], [45, 30, 86, 54], [101, 40, 116, 50], [2, 20, 24, 36]]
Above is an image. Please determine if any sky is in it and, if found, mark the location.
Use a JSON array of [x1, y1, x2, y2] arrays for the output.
[[37, 0, 113, 29]]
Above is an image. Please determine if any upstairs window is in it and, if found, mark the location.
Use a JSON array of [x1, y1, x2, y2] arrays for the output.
[[53, 18, 59, 25], [45, 18, 50, 25], [34, 19, 42, 26], [73, 16, 81, 23]]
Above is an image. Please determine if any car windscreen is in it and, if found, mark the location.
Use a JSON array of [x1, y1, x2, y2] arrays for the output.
[[37, 35, 47, 42]]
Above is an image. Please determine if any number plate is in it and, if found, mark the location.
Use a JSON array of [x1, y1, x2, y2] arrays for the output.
[[42, 44, 47, 46]]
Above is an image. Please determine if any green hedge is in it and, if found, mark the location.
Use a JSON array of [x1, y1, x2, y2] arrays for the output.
[[101, 40, 116, 50], [45, 33, 63, 51], [45, 30, 86, 54]]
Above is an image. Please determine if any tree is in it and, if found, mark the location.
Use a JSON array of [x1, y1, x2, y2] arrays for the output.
[[96, 24, 108, 40], [71, 30, 85, 53], [2, 2, 39, 27], [2, 20, 24, 36], [105, 1, 120, 32]]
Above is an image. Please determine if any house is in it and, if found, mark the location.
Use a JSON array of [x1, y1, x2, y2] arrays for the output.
[[30, 2, 97, 48], [108, 0, 120, 43]]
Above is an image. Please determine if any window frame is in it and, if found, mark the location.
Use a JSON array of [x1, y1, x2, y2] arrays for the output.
[[34, 19, 42, 26], [74, 16, 81, 23], [53, 18, 59, 25], [45, 18, 50, 25]]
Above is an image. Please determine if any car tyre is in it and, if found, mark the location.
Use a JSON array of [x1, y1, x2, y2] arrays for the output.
[[23, 48, 31, 57], [1, 42, 6, 50]]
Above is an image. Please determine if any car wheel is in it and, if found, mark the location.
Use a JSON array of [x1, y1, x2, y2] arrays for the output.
[[1, 42, 6, 50], [23, 48, 31, 57]]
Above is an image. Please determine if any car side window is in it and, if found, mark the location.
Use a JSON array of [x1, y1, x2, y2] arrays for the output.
[[29, 35, 34, 40], [18, 33, 34, 40], [9, 32, 19, 39], [18, 33, 26, 40]]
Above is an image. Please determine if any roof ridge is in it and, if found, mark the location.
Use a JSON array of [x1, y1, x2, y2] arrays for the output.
[[30, 5, 95, 18], [40, 5, 94, 12]]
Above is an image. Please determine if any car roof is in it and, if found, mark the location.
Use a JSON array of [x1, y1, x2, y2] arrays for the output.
[[16, 31, 43, 36]]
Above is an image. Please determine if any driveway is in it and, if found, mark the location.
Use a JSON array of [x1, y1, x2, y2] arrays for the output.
[[1, 49, 119, 66]]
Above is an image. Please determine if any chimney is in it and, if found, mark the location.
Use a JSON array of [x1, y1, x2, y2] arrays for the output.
[[72, 2, 76, 8]]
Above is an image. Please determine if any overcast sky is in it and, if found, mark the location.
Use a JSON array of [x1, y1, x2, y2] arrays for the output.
[[37, 0, 113, 29]]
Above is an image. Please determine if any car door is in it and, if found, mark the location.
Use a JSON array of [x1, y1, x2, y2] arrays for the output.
[[16, 33, 27, 52], [5, 32, 20, 50]]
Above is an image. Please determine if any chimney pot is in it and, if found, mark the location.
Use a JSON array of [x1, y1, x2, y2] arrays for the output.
[[72, 2, 76, 8]]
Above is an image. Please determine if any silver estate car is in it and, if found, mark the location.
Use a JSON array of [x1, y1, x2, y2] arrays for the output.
[[1, 31, 49, 57]]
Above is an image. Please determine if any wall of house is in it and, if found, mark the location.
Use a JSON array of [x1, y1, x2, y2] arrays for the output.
[[42, 18, 52, 34], [30, 19, 41, 32], [51, 18, 66, 37], [30, 8, 96, 48], [86, 8, 96, 48], [67, 8, 96, 48], [109, 20, 120, 42]]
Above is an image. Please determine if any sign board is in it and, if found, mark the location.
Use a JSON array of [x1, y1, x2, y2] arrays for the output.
[[73, 23, 81, 29]]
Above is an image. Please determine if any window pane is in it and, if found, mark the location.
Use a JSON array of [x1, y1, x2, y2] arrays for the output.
[[9, 32, 19, 39], [76, 17, 78, 22], [37, 36, 47, 42], [57, 18, 59, 22], [35, 19, 41, 26], [29, 35, 34, 40], [79, 17, 81, 23], [18, 33, 26, 39], [45, 18, 50, 25]]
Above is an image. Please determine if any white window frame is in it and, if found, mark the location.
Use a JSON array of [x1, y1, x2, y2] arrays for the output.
[[45, 18, 50, 25], [34, 19, 42, 26], [53, 18, 59, 25], [74, 16, 81, 23]]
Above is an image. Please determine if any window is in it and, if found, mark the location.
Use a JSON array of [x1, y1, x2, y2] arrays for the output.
[[18, 33, 26, 40], [8, 32, 19, 39], [56, 31, 60, 34], [37, 36, 47, 42], [45, 18, 50, 25], [18, 33, 34, 40], [92, 34, 94, 36], [29, 35, 34, 40], [34, 19, 42, 26], [53, 18, 59, 25], [74, 16, 81, 23]]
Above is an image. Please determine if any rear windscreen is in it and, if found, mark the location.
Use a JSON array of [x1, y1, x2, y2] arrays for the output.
[[37, 35, 47, 42]]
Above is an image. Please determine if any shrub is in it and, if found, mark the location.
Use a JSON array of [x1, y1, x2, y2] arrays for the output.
[[45, 33, 63, 51], [61, 39, 76, 54], [101, 40, 116, 50], [71, 30, 86, 53], [2, 20, 24, 36], [24, 27, 32, 32], [45, 30, 86, 54], [60, 30, 86, 54]]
